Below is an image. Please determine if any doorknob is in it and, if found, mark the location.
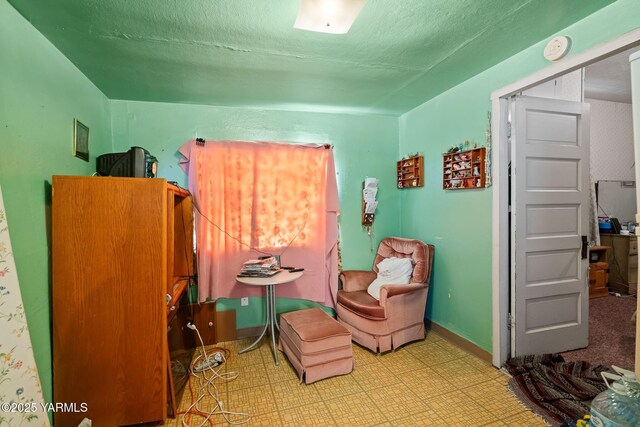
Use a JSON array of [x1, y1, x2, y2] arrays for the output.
[[581, 235, 588, 260]]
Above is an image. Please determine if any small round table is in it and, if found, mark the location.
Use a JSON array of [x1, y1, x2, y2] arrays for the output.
[[236, 270, 303, 365]]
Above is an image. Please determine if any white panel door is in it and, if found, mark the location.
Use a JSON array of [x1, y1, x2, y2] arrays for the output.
[[511, 95, 590, 356]]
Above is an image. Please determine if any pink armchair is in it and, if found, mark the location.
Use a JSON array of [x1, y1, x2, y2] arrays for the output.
[[336, 237, 434, 353]]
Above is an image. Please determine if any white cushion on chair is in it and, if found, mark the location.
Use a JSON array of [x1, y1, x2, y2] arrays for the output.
[[367, 257, 413, 300]]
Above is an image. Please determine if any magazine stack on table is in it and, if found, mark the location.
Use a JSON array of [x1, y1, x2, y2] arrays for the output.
[[237, 257, 281, 278]]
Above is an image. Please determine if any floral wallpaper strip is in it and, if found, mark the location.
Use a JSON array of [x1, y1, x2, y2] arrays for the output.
[[0, 185, 49, 426]]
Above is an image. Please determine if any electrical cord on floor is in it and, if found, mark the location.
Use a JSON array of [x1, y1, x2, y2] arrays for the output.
[[176, 323, 251, 426], [171, 360, 189, 383]]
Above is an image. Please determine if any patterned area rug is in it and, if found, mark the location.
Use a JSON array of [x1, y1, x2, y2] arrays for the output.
[[503, 354, 610, 426]]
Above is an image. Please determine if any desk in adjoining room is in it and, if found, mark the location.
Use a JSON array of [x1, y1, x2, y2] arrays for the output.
[[600, 234, 638, 295]]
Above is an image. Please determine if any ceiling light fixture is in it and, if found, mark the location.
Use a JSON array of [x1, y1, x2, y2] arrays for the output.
[[294, 0, 367, 35]]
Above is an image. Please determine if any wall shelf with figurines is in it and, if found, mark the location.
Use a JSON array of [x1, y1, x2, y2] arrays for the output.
[[397, 155, 424, 189], [443, 147, 486, 190]]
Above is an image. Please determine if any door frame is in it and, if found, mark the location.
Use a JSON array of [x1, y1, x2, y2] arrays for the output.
[[491, 29, 640, 368]]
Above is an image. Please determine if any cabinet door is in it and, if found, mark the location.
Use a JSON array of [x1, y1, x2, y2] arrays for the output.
[[52, 176, 168, 426]]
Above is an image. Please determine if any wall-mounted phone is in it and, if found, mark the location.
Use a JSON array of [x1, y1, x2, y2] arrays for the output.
[[362, 177, 378, 227], [362, 212, 374, 226]]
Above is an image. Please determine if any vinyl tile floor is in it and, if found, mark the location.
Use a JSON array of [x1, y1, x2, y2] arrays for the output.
[[163, 331, 546, 426]]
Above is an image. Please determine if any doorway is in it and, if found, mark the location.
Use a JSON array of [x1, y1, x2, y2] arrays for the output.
[[491, 30, 640, 368], [562, 49, 639, 369]]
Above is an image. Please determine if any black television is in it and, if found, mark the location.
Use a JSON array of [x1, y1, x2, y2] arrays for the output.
[[96, 147, 158, 178]]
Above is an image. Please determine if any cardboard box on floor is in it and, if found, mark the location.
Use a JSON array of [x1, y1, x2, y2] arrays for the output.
[[589, 262, 609, 298]]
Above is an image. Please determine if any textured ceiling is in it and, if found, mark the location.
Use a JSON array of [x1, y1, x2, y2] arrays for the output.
[[8, 0, 615, 115], [585, 46, 640, 104]]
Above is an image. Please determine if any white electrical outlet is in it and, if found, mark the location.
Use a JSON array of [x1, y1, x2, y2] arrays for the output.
[[241, 297, 249, 306]]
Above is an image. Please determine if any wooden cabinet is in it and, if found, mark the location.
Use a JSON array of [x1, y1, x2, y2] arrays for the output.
[[600, 235, 638, 295], [167, 184, 195, 317], [397, 156, 424, 188], [588, 246, 610, 299], [443, 147, 486, 190], [52, 176, 195, 426]]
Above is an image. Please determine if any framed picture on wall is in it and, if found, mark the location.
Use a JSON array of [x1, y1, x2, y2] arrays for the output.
[[73, 119, 89, 162]]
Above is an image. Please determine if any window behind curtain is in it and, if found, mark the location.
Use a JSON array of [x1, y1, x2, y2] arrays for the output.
[[179, 140, 340, 307]]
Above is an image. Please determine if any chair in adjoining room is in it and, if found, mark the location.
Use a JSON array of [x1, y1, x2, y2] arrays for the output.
[[336, 237, 434, 353]]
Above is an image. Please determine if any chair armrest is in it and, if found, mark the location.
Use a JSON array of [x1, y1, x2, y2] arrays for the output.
[[379, 283, 427, 306], [340, 270, 377, 292]]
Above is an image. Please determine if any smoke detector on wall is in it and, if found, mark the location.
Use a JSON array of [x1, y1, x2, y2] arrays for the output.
[[544, 36, 572, 62]]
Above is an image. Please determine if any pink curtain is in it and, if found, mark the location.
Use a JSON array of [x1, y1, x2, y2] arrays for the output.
[[179, 140, 340, 308]]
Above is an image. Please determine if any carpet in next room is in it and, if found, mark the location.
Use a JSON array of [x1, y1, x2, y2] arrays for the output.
[[562, 294, 636, 370]]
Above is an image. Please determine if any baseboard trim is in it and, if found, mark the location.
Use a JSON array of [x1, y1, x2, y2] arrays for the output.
[[237, 322, 492, 365], [236, 326, 264, 340], [426, 320, 492, 365]]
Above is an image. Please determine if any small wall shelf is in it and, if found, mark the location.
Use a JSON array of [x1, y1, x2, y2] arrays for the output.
[[397, 156, 424, 189], [443, 147, 486, 190]]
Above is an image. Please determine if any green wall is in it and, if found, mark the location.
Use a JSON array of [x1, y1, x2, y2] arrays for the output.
[[111, 100, 400, 327], [399, 0, 640, 352], [3, 0, 640, 408], [0, 0, 113, 404]]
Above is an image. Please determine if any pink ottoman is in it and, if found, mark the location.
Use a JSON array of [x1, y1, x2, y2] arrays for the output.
[[279, 308, 354, 384]]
